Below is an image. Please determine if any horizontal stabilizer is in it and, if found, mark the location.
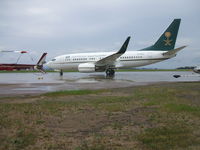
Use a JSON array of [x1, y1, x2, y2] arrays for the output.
[[163, 46, 186, 56]]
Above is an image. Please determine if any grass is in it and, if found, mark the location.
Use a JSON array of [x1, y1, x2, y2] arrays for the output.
[[43, 89, 104, 97], [0, 82, 200, 149], [164, 103, 200, 115], [137, 123, 197, 150], [11, 129, 36, 149]]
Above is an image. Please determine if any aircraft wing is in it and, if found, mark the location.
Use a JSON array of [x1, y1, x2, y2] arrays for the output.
[[0, 50, 28, 53], [163, 46, 187, 56], [95, 36, 130, 66]]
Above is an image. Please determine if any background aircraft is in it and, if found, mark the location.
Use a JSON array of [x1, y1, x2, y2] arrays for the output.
[[0, 50, 27, 53], [0, 52, 47, 72], [47, 19, 186, 76], [173, 65, 200, 78], [0, 50, 31, 65], [193, 66, 200, 74]]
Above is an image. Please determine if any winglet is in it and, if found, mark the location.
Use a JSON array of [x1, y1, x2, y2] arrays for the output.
[[117, 36, 131, 54]]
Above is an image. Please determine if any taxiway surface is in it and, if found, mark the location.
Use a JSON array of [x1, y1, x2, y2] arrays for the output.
[[0, 71, 199, 96]]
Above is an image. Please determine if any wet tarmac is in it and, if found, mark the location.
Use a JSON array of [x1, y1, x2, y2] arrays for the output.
[[0, 71, 199, 96]]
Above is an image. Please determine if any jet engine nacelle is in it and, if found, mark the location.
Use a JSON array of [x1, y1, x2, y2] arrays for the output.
[[78, 63, 96, 73]]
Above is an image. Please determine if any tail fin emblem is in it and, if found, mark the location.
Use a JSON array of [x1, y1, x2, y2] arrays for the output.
[[164, 32, 172, 46]]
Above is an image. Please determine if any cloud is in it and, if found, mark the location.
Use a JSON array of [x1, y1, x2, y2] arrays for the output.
[[0, 0, 199, 68]]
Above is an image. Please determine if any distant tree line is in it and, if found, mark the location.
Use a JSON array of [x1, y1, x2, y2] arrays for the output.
[[176, 66, 195, 69]]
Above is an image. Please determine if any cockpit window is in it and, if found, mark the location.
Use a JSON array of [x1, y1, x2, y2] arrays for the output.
[[51, 58, 56, 61]]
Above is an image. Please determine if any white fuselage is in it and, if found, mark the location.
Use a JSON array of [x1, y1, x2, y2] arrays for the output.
[[46, 50, 174, 72]]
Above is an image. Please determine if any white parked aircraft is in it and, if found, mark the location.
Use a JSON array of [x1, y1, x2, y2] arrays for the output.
[[47, 19, 186, 76]]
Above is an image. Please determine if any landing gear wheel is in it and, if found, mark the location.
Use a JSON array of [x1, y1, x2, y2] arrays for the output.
[[60, 70, 63, 76], [106, 69, 115, 77]]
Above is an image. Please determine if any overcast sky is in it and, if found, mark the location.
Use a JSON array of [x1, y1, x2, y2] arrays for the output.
[[0, 0, 199, 68]]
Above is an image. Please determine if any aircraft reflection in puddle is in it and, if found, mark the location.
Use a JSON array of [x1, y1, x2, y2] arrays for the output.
[[58, 74, 116, 83]]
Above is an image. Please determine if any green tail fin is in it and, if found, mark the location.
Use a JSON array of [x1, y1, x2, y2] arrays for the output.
[[142, 19, 181, 51]]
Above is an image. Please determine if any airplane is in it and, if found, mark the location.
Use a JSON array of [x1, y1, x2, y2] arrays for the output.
[[46, 19, 186, 76], [193, 66, 200, 74], [0, 53, 47, 73], [173, 65, 200, 78]]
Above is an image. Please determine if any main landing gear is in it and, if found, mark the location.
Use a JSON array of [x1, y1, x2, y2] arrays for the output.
[[60, 70, 63, 76], [106, 68, 115, 77]]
